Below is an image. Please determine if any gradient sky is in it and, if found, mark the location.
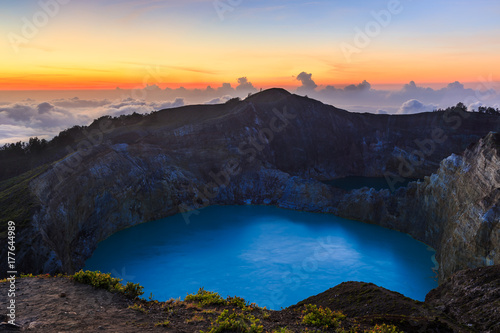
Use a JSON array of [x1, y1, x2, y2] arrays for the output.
[[1, 0, 500, 90]]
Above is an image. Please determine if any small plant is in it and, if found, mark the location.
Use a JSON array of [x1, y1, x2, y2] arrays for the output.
[[122, 281, 145, 299], [185, 287, 227, 306], [20, 273, 35, 278], [364, 324, 402, 333], [165, 297, 182, 307], [20, 273, 50, 279], [201, 309, 263, 333], [227, 296, 247, 309], [186, 302, 202, 310], [301, 304, 345, 329], [154, 320, 170, 327], [72, 270, 121, 290], [128, 303, 147, 313], [244, 302, 265, 312], [185, 314, 205, 323], [272, 327, 294, 333], [71, 270, 144, 299]]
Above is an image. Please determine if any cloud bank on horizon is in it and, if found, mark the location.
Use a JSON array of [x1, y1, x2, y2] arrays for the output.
[[0, 96, 186, 144], [1, 74, 500, 145], [293, 72, 500, 114]]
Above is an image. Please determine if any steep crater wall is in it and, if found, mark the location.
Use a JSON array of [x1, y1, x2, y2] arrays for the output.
[[1, 89, 499, 281], [334, 132, 500, 281]]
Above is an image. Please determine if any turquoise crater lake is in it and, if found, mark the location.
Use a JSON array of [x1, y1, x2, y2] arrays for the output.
[[84, 206, 437, 309]]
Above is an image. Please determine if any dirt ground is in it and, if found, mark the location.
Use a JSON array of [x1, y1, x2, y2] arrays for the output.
[[1, 277, 156, 332]]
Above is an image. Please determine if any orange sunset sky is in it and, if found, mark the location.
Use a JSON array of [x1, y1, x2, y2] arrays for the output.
[[1, 0, 500, 91]]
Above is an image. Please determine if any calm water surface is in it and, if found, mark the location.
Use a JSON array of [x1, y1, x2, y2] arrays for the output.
[[84, 205, 437, 309]]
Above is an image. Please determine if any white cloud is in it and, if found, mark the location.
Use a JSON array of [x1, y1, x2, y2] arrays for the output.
[[397, 99, 437, 114], [0, 104, 34, 122], [216, 83, 235, 95], [309, 79, 500, 113], [344, 80, 371, 92], [151, 98, 185, 110], [37, 102, 55, 114], [446, 81, 465, 90], [296, 72, 318, 93], [236, 77, 257, 93], [0, 124, 48, 144], [52, 97, 111, 108], [0, 96, 186, 145], [468, 101, 484, 111], [205, 95, 233, 104]]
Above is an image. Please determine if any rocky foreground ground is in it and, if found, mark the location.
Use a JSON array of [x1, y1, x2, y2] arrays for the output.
[[0, 265, 498, 333]]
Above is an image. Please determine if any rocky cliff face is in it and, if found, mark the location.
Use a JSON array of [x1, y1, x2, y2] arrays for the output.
[[334, 132, 500, 282], [425, 264, 500, 332], [1, 89, 499, 281]]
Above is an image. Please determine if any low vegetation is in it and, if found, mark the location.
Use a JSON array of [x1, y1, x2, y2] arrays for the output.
[[301, 304, 346, 329], [363, 323, 402, 333], [0, 163, 50, 238], [185, 287, 264, 311], [128, 303, 148, 313], [433, 102, 500, 115], [185, 287, 227, 306], [201, 309, 263, 333], [2, 272, 464, 331], [71, 270, 144, 299], [154, 320, 170, 327]]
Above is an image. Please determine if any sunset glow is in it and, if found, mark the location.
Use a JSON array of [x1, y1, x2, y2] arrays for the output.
[[1, 0, 500, 90]]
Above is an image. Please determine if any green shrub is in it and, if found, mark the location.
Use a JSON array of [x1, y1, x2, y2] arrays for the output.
[[71, 270, 144, 299], [154, 320, 170, 327], [202, 310, 263, 333], [272, 327, 293, 333], [364, 324, 402, 333], [301, 304, 345, 329], [19, 273, 51, 279], [122, 281, 145, 299], [185, 287, 227, 306], [227, 296, 247, 309], [128, 303, 147, 313]]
